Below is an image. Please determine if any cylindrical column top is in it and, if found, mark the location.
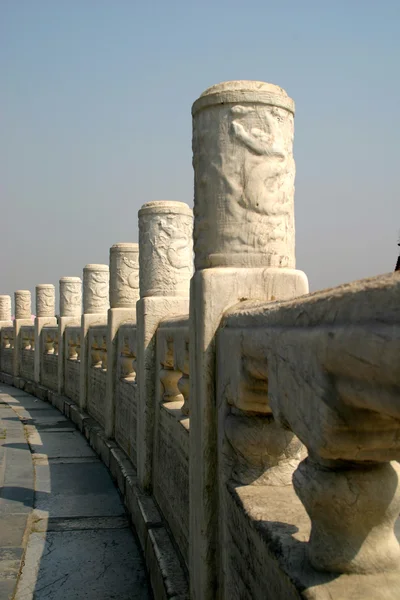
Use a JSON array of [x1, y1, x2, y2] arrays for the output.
[[138, 201, 193, 298], [192, 80, 295, 115], [36, 284, 55, 318], [0, 295, 11, 321], [109, 243, 139, 309], [14, 290, 32, 319], [192, 79, 296, 270], [83, 264, 109, 314], [60, 277, 82, 317]]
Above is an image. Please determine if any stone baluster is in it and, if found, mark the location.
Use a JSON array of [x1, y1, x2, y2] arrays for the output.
[[13, 290, 33, 379], [105, 243, 139, 438], [34, 284, 57, 383], [120, 335, 136, 381], [58, 277, 82, 394], [79, 264, 109, 411], [174, 327, 190, 416], [158, 334, 183, 403], [189, 81, 310, 599], [0, 295, 12, 327], [137, 201, 193, 491]]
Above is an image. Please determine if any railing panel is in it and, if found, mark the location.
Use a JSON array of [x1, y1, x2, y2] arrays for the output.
[[87, 325, 107, 427], [64, 326, 81, 404], [153, 317, 190, 566], [1, 327, 15, 375], [19, 325, 35, 381], [115, 323, 138, 465], [40, 326, 59, 391]]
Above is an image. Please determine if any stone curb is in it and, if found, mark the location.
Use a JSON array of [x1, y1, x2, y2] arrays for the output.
[[0, 372, 189, 600]]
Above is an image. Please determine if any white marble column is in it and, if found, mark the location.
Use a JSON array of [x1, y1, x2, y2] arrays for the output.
[[189, 81, 309, 600], [34, 284, 57, 383], [137, 201, 193, 491], [79, 264, 109, 410], [0, 295, 12, 327], [58, 277, 82, 394], [13, 290, 33, 378], [104, 243, 139, 438]]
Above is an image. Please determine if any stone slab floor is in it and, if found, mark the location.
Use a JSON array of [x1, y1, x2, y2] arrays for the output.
[[0, 384, 151, 600]]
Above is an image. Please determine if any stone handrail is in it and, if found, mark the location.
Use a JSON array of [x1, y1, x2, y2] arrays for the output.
[[217, 272, 400, 596]]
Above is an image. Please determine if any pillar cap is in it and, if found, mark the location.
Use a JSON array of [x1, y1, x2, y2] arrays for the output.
[[139, 201, 192, 217], [192, 80, 295, 115], [110, 243, 139, 251], [84, 264, 109, 271], [60, 276, 81, 282]]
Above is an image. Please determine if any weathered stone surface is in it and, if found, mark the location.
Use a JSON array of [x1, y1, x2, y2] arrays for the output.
[[59, 277, 82, 317], [14, 291, 31, 320], [109, 243, 139, 309], [138, 201, 193, 298], [192, 81, 295, 270], [0, 295, 11, 322], [82, 264, 109, 314], [35, 285, 55, 318]]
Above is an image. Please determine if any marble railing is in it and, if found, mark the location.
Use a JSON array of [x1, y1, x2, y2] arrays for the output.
[[0, 326, 14, 375], [153, 317, 190, 566], [216, 273, 400, 599], [64, 325, 81, 404], [1, 80, 398, 600], [19, 325, 35, 381], [41, 326, 58, 391], [87, 325, 108, 427], [114, 323, 138, 464]]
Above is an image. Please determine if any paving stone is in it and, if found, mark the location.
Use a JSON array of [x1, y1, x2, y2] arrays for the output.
[[15, 529, 150, 600], [27, 430, 96, 459], [34, 461, 125, 518]]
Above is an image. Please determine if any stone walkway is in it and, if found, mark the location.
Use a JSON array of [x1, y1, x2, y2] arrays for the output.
[[0, 383, 151, 600]]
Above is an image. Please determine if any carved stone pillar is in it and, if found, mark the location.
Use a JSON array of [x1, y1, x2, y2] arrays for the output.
[[34, 284, 57, 383], [189, 81, 309, 600], [137, 200, 193, 491], [58, 277, 82, 394], [0, 295, 12, 325], [105, 243, 139, 438], [13, 290, 33, 378], [80, 265, 109, 411], [15, 290, 31, 320], [0, 295, 12, 375]]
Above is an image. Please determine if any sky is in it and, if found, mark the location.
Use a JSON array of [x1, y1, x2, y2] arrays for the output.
[[1, 0, 399, 311]]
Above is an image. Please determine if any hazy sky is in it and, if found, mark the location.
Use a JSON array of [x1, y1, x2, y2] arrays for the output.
[[1, 0, 399, 311]]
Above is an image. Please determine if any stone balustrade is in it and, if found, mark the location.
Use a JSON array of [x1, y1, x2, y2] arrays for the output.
[[87, 324, 108, 427], [0, 80, 397, 600], [114, 322, 138, 464], [19, 325, 35, 382], [0, 327, 14, 375], [64, 325, 81, 404], [41, 326, 59, 391]]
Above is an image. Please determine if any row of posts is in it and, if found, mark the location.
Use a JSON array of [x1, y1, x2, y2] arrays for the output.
[[0, 81, 309, 599]]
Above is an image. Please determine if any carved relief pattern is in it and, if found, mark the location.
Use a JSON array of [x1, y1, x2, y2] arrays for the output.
[[83, 268, 109, 314], [36, 287, 55, 317], [110, 247, 139, 308], [192, 85, 295, 269], [139, 204, 193, 297], [15, 292, 31, 319], [0, 295, 11, 321], [60, 279, 82, 317]]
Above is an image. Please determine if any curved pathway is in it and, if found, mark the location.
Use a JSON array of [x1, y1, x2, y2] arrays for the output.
[[0, 383, 151, 600]]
